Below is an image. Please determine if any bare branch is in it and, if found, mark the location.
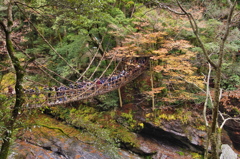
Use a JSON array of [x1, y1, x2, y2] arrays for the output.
[[219, 111, 240, 129], [154, 0, 185, 15], [14, 1, 49, 11], [227, 0, 233, 6], [203, 63, 212, 126], [24, 77, 46, 87], [218, 1, 236, 69]]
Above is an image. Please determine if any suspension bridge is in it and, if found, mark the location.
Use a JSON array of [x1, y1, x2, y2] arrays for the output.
[[21, 58, 149, 108]]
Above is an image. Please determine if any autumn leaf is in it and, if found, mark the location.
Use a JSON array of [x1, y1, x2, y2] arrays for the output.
[[145, 87, 166, 96]]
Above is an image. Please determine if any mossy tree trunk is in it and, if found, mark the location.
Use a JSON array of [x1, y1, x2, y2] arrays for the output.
[[210, 2, 236, 158], [0, 1, 25, 159], [210, 66, 222, 159]]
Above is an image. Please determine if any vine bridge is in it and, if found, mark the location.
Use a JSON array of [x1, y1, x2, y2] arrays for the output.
[[22, 58, 149, 108]]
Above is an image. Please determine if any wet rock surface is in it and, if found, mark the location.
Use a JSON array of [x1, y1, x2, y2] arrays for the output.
[[10, 115, 240, 159], [138, 121, 205, 153], [11, 130, 110, 159], [11, 128, 197, 159], [133, 134, 195, 159], [10, 127, 141, 159]]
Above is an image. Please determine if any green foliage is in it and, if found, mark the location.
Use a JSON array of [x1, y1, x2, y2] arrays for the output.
[[96, 91, 119, 110], [180, 18, 221, 46], [197, 125, 206, 131], [221, 63, 240, 90], [204, 3, 229, 20], [49, 33, 89, 77], [139, 80, 150, 93], [120, 111, 136, 129], [190, 152, 203, 159], [193, 95, 212, 108], [19, 0, 138, 83], [202, 42, 219, 54], [146, 108, 192, 126], [225, 28, 240, 59], [202, 19, 221, 42], [222, 74, 240, 90], [176, 151, 185, 156]]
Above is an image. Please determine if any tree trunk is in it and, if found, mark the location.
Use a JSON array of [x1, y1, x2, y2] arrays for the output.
[[210, 67, 222, 159], [0, 2, 25, 159]]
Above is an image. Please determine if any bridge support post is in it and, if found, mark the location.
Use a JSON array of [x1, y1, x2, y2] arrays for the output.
[[118, 88, 123, 107], [150, 61, 155, 110]]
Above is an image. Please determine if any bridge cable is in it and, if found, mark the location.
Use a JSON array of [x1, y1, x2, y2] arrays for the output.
[[76, 34, 107, 82], [87, 36, 113, 81], [66, 52, 121, 102]]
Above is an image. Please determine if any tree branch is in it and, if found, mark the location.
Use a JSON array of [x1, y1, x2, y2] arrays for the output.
[[219, 111, 240, 129], [218, 0, 236, 68], [203, 63, 212, 127], [0, 21, 7, 33], [154, 0, 185, 15]]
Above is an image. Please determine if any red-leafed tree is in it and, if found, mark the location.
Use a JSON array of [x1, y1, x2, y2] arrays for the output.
[[107, 13, 204, 109]]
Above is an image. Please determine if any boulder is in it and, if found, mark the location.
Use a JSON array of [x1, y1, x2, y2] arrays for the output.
[[220, 144, 238, 159]]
